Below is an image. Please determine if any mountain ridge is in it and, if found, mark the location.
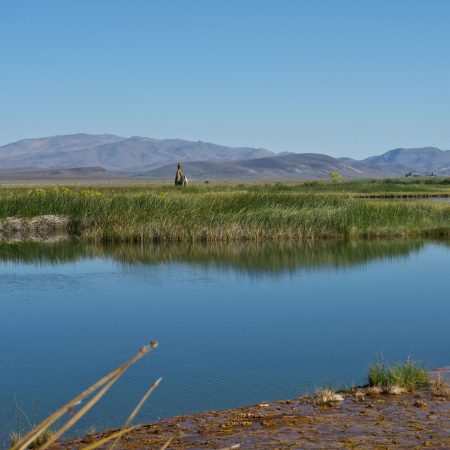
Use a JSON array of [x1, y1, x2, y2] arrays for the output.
[[137, 153, 409, 180], [0, 134, 449, 179], [363, 147, 450, 173], [0, 134, 274, 172]]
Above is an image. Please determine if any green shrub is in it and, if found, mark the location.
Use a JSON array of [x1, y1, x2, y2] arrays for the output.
[[329, 172, 343, 184]]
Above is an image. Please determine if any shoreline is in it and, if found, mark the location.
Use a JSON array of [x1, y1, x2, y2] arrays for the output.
[[54, 386, 450, 449]]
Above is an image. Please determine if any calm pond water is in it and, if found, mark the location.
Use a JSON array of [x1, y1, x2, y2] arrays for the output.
[[424, 197, 450, 202], [1, 239, 450, 444]]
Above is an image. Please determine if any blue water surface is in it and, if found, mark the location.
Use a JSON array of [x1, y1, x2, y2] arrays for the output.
[[0, 240, 449, 444]]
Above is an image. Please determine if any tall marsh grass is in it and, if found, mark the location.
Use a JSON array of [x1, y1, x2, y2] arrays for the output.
[[0, 183, 449, 242], [368, 358, 429, 390]]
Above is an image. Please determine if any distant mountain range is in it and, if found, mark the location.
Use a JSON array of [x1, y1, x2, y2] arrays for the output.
[[362, 147, 450, 174], [0, 134, 272, 172], [141, 153, 412, 180], [0, 133, 449, 180]]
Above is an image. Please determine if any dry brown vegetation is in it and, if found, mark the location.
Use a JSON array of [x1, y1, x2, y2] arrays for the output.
[[0, 215, 69, 242], [9, 341, 162, 450]]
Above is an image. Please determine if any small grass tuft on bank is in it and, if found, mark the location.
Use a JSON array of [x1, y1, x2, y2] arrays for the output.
[[9, 429, 54, 449], [430, 371, 450, 398], [9, 432, 20, 448], [368, 357, 429, 390], [313, 388, 344, 405]]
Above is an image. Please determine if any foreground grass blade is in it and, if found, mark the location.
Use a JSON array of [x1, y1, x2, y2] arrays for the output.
[[80, 426, 137, 450], [12, 369, 117, 450], [159, 436, 175, 450], [39, 371, 122, 450], [12, 341, 158, 450], [109, 377, 162, 450], [38, 342, 158, 450], [159, 432, 185, 450]]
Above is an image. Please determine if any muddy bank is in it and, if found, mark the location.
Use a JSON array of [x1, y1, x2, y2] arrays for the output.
[[56, 387, 449, 449], [0, 215, 69, 242]]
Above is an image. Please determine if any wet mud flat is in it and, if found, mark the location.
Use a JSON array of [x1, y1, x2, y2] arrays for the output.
[[56, 388, 449, 449]]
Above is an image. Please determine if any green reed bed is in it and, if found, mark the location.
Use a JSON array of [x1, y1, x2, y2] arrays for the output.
[[368, 358, 429, 390], [2, 176, 450, 195], [0, 185, 449, 242]]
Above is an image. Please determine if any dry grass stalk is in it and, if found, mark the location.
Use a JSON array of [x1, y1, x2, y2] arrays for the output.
[[108, 377, 162, 450], [80, 426, 136, 450], [28, 429, 54, 449], [39, 370, 124, 449], [0, 215, 69, 242], [159, 432, 185, 450], [11, 340, 158, 450], [431, 370, 450, 398], [385, 385, 407, 395], [159, 436, 178, 450], [10, 432, 21, 448], [10, 422, 54, 449], [159, 436, 175, 450], [366, 386, 383, 396], [313, 388, 344, 405], [354, 390, 365, 398]]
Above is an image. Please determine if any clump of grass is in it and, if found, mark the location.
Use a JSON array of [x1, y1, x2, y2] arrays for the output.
[[384, 385, 407, 395], [313, 388, 344, 405], [28, 429, 54, 449], [82, 426, 97, 444], [10, 432, 21, 448], [366, 386, 383, 396], [368, 358, 429, 391], [9, 429, 54, 449], [431, 371, 450, 398]]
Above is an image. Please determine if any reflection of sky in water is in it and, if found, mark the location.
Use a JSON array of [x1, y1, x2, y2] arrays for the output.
[[418, 197, 450, 202], [0, 241, 449, 443]]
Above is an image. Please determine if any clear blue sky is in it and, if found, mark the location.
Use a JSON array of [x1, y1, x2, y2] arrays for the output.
[[1, 0, 450, 158]]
